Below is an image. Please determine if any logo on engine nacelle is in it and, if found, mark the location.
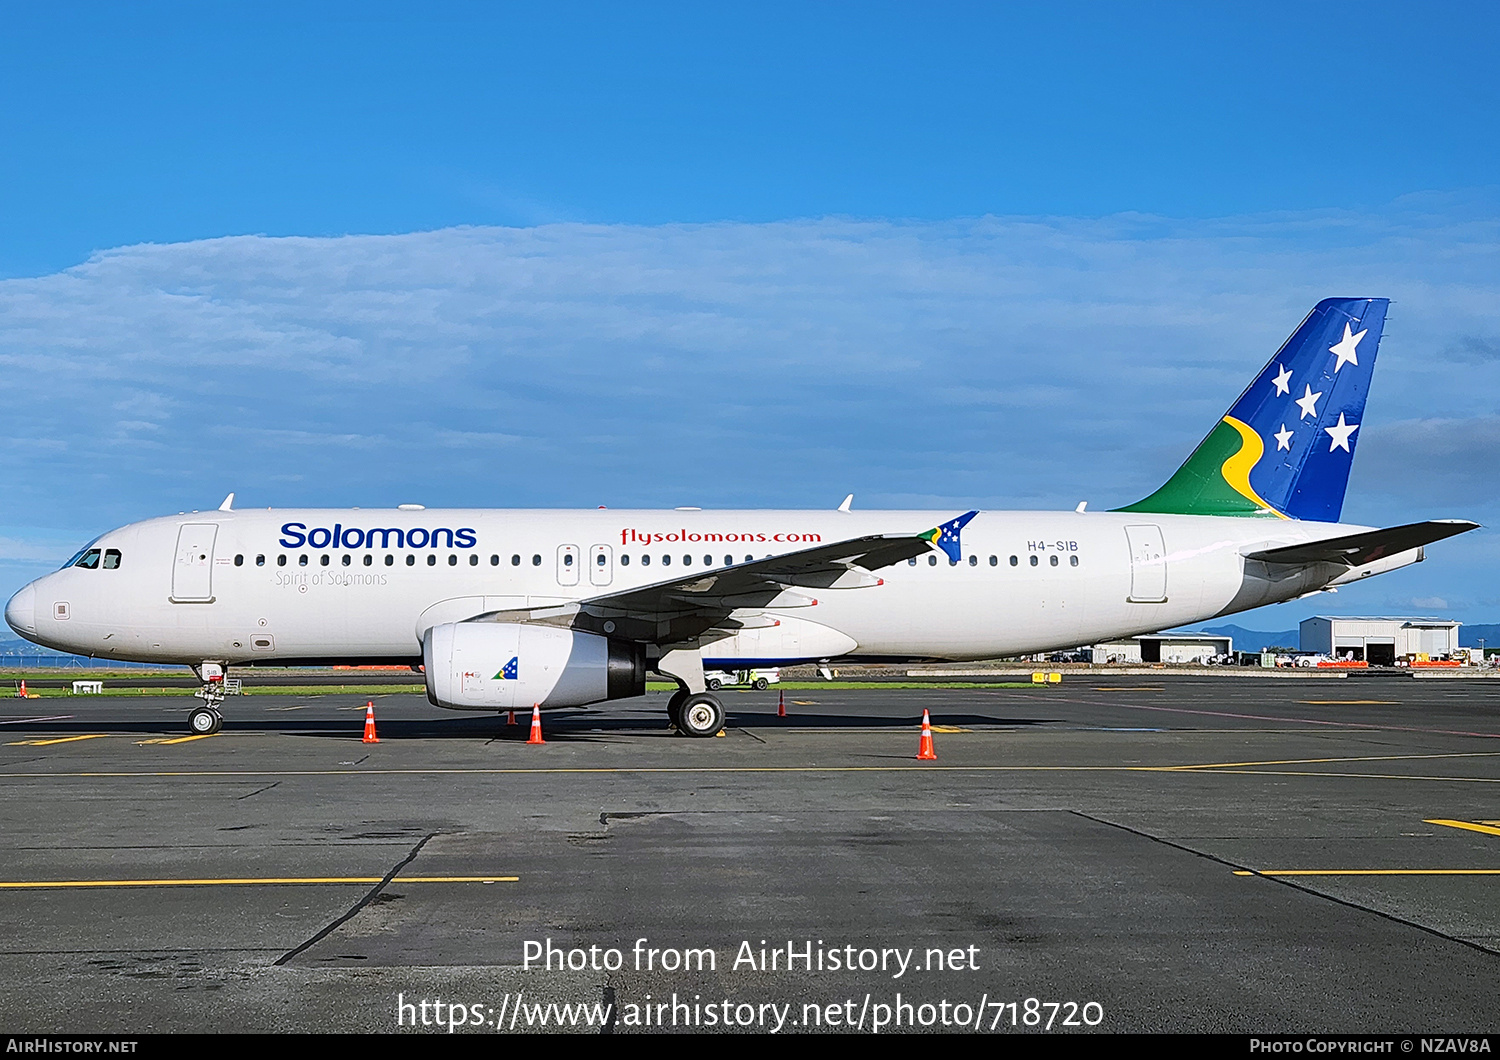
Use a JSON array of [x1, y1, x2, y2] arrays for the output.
[[493, 657, 518, 680]]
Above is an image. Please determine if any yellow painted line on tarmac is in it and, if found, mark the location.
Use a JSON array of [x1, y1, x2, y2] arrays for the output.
[[1426, 819, 1500, 838], [5, 734, 112, 747], [1152, 751, 1500, 772], [1095, 687, 1163, 692], [156, 734, 216, 745], [1235, 869, 1500, 877], [0, 875, 518, 890], [930, 726, 970, 733], [1298, 700, 1395, 705]]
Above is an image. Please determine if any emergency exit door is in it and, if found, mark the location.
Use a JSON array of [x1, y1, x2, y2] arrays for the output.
[[556, 544, 580, 586], [1125, 524, 1168, 603], [589, 544, 614, 586], [171, 523, 218, 603]]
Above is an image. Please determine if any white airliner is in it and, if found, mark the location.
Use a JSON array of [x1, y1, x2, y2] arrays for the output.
[[4, 298, 1479, 737]]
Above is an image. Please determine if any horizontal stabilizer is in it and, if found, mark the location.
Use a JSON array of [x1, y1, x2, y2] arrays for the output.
[[1244, 520, 1479, 567]]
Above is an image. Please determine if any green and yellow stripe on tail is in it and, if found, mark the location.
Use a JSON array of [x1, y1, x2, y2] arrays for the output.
[[1115, 416, 1286, 519]]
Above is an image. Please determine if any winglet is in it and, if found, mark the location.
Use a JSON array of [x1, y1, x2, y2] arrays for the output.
[[920, 510, 979, 563], [838, 494, 854, 512], [218, 492, 235, 512]]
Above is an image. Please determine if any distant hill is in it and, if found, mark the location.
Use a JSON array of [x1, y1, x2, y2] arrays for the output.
[[1193, 625, 1300, 652], [1460, 625, 1500, 648]]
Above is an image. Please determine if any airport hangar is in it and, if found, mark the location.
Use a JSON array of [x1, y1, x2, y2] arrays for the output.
[[1298, 616, 1461, 665]]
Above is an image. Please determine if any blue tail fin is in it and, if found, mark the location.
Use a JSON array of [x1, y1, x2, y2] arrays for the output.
[[1117, 297, 1388, 522]]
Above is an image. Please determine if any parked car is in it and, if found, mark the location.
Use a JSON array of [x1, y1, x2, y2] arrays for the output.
[[705, 668, 781, 691]]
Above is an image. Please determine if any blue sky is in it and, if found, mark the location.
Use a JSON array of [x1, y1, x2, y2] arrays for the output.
[[2, 2, 1498, 630]]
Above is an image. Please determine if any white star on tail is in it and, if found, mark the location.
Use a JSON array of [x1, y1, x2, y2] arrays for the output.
[[1329, 322, 1366, 373], [1274, 424, 1293, 451], [1271, 364, 1292, 396], [1295, 383, 1323, 420], [1325, 412, 1359, 452]]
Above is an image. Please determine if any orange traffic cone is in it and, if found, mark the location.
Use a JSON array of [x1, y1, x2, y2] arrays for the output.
[[526, 703, 545, 745], [16, 680, 26, 699], [916, 709, 937, 760], [507, 709, 516, 726], [362, 701, 379, 743], [777, 689, 786, 718]]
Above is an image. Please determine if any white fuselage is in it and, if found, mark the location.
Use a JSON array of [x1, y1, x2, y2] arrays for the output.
[[6, 508, 1415, 676]]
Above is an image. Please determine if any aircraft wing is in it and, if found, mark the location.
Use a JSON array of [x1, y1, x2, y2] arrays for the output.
[[1243, 519, 1479, 567], [473, 511, 978, 644]]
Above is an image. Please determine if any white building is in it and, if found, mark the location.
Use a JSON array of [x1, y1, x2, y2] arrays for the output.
[[1299, 617, 1461, 665], [1091, 633, 1233, 665]]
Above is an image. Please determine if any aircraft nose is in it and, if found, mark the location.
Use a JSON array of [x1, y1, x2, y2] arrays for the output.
[[5, 583, 36, 637]]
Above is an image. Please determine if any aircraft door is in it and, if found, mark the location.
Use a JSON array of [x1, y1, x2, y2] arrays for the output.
[[556, 544, 580, 587], [589, 544, 613, 586], [1124, 524, 1168, 603], [171, 523, 219, 603]]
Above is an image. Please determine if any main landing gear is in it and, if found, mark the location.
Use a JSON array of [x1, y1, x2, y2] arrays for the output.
[[187, 661, 227, 735], [666, 689, 726, 739]]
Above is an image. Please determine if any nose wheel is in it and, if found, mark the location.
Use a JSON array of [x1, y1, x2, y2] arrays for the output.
[[187, 705, 223, 735]]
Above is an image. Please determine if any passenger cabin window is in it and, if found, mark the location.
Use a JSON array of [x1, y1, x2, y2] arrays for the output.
[[563, 554, 574, 567], [1049, 555, 1059, 567], [724, 555, 733, 566], [1009, 555, 1018, 566], [989, 555, 997, 566], [662, 555, 671, 566], [74, 549, 102, 570], [1070, 555, 1079, 567], [511, 554, 520, 566], [928, 555, 937, 566], [682, 555, 691, 566], [531, 554, 541, 566], [341, 555, 351, 566], [277, 555, 287, 567], [428, 555, 437, 566], [621, 554, 631, 566], [103, 549, 122, 570], [597, 554, 607, 566], [234, 554, 243, 566], [299, 554, 309, 567], [745, 555, 753, 563], [469, 554, 478, 566], [449, 555, 458, 566], [1029, 555, 1038, 567], [641, 555, 651, 566], [256, 554, 265, 567], [406, 555, 415, 566], [386, 555, 394, 566], [969, 555, 978, 566], [320, 555, 330, 566], [364, 555, 373, 566], [490, 555, 499, 566]]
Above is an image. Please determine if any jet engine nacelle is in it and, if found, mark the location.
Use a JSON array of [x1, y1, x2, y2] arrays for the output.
[[423, 622, 646, 710]]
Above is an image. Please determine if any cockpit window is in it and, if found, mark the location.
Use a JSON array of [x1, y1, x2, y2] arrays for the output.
[[102, 549, 122, 570], [73, 549, 103, 570], [60, 539, 101, 570]]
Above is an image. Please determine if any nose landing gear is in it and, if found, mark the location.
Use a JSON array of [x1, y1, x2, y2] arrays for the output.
[[187, 661, 227, 736]]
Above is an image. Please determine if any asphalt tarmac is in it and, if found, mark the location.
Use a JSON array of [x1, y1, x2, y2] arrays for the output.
[[1, 676, 1498, 1035]]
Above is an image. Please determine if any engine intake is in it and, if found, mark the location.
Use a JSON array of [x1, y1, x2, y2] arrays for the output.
[[423, 622, 646, 710]]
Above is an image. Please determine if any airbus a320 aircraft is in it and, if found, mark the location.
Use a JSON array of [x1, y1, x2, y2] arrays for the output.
[[4, 298, 1478, 738]]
